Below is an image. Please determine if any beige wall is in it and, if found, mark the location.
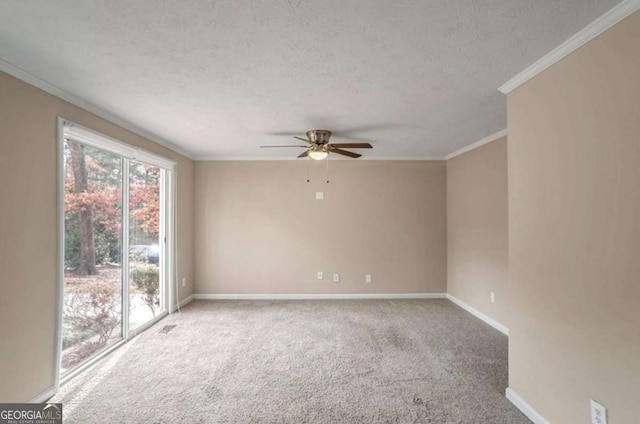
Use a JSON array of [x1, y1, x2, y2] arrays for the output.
[[0, 71, 195, 402], [447, 138, 508, 326], [507, 11, 640, 424], [194, 160, 447, 294]]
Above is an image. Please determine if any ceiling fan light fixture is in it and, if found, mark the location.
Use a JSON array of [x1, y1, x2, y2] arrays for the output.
[[309, 148, 328, 161], [261, 129, 372, 159]]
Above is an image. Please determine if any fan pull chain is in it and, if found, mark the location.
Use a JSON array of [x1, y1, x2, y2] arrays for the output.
[[326, 155, 330, 183], [306, 157, 310, 183]]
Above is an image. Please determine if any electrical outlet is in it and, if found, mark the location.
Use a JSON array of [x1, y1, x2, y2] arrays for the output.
[[333, 273, 340, 283], [590, 399, 607, 424], [182, 277, 186, 288], [365, 274, 372, 284], [490, 292, 495, 303], [317, 271, 323, 280]]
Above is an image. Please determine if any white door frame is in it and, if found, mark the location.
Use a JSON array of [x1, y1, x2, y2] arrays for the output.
[[54, 117, 176, 390]]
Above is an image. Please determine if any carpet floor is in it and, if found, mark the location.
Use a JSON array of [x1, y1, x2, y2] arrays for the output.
[[52, 299, 530, 423]]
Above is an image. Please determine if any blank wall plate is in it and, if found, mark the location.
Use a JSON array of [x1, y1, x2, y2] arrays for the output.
[[333, 274, 340, 283], [590, 399, 607, 424], [315, 192, 324, 200]]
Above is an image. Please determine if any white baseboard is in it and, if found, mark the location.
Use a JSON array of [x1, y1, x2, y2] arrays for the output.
[[177, 294, 194, 308], [506, 388, 550, 424], [446, 294, 509, 335], [29, 386, 56, 403], [192, 293, 447, 300]]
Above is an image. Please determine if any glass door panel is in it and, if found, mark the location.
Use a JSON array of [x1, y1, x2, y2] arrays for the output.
[[128, 160, 164, 333], [61, 140, 123, 374], [60, 121, 172, 382]]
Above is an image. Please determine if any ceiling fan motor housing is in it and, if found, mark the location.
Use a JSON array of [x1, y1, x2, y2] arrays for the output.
[[307, 129, 332, 145]]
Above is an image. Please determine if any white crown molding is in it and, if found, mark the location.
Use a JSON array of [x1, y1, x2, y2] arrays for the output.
[[444, 129, 507, 160], [195, 156, 305, 161], [193, 293, 447, 300], [499, 0, 640, 94], [506, 388, 551, 424], [356, 156, 444, 161], [446, 294, 509, 335], [194, 155, 445, 161], [0, 57, 196, 160]]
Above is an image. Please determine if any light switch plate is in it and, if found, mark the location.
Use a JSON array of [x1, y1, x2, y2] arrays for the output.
[[490, 292, 495, 303], [590, 399, 607, 424], [365, 274, 372, 284], [316, 192, 324, 200]]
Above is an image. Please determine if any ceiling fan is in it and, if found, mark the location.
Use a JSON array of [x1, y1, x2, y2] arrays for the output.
[[260, 129, 373, 160]]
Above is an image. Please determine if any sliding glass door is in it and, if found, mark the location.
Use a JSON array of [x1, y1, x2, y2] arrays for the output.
[[128, 160, 164, 332], [61, 141, 124, 373], [59, 121, 174, 378]]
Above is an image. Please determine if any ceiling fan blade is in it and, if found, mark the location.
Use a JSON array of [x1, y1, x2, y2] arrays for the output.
[[298, 150, 310, 158], [260, 145, 308, 148], [293, 136, 311, 143], [329, 143, 372, 149], [329, 147, 361, 158]]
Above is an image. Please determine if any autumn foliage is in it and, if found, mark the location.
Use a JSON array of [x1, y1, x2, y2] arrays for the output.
[[64, 141, 160, 272]]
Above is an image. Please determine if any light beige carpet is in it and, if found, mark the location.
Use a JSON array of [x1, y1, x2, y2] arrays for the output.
[[53, 299, 530, 423]]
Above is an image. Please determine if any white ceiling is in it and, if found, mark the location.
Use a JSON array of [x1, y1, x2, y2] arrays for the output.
[[0, 0, 622, 159]]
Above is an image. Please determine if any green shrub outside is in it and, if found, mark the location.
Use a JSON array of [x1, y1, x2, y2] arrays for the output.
[[130, 264, 160, 316]]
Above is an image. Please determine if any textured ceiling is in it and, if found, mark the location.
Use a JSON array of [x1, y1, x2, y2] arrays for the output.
[[0, 0, 622, 158]]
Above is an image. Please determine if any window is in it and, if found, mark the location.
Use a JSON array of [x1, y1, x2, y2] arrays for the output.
[[56, 119, 175, 383]]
